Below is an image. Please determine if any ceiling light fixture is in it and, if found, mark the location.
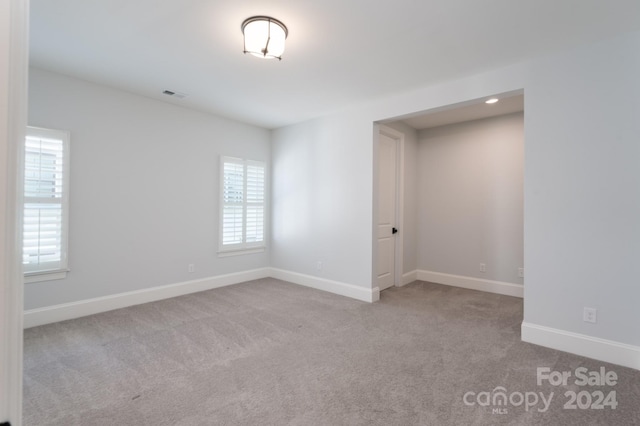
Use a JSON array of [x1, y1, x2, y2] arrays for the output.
[[485, 98, 499, 104], [241, 16, 288, 60]]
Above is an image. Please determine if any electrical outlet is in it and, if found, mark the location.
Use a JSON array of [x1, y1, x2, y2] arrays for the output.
[[188, 264, 195, 273], [583, 307, 597, 324], [518, 267, 524, 278], [479, 263, 486, 273], [316, 261, 323, 271]]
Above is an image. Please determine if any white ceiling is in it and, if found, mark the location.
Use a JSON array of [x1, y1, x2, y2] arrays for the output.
[[401, 94, 524, 130], [30, 1, 640, 129]]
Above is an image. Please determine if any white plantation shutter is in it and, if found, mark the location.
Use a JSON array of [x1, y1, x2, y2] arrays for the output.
[[220, 156, 266, 252], [246, 161, 265, 243], [23, 127, 70, 277], [222, 159, 244, 245]]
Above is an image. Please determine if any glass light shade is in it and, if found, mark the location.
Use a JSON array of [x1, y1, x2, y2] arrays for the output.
[[242, 17, 288, 60]]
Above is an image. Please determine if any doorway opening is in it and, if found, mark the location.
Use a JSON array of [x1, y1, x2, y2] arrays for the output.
[[373, 92, 525, 299]]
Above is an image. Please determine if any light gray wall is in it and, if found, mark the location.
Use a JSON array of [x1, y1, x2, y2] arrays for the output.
[[26, 68, 270, 310], [416, 113, 524, 284], [270, 114, 373, 287], [524, 33, 640, 344]]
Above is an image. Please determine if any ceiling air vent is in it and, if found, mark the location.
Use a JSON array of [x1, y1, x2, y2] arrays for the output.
[[162, 90, 188, 99]]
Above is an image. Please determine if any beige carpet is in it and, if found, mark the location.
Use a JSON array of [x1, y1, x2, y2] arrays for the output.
[[23, 279, 640, 425]]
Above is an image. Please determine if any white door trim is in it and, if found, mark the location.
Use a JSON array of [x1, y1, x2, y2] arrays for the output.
[[374, 124, 405, 289], [0, 0, 28, 424]]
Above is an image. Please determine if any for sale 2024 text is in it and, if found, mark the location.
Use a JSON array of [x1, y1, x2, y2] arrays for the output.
[[537, 366, 618, 410]]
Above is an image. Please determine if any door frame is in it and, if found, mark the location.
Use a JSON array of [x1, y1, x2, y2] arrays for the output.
[[373, 124, 405, 292], [1, 0, 28, 424]]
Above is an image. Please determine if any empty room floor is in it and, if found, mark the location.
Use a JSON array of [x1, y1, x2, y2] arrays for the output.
[[23, 279, 640, 425]]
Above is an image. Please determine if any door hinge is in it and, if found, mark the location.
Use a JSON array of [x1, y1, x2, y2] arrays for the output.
[[392, 227, 398, 234]]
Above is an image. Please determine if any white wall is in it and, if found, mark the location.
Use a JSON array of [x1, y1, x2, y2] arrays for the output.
[[416, 113, 524, 284], [524, 33, 640, 347], [26, 68, 271, 310], [270, 114, 373, 289]]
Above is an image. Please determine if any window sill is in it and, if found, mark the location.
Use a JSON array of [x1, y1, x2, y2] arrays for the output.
[[24, 270, 68, 284], [217, 247, 265, 258]]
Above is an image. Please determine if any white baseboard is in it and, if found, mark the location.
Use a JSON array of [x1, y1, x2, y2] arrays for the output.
[[415, 269, 523, 298], [24, 268, 270, 328], [522, 322, 640, 371], [270, 268, 380, 303], [401, 270, 417, 287], [24, 267, 380, 328]]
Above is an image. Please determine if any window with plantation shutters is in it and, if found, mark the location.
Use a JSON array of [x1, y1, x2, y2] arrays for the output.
[[219, 156, 265, 254], [23, 127, 70, 282]]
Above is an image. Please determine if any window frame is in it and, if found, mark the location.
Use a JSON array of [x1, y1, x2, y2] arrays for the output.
[[23, 126, 71, 283], [218, 156, 266, 256]]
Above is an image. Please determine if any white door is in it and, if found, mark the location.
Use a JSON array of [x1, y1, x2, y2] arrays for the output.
[[377, 132, 398, 291]]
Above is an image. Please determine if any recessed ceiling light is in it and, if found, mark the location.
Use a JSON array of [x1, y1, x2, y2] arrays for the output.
[[485, 98, 499, 104]]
